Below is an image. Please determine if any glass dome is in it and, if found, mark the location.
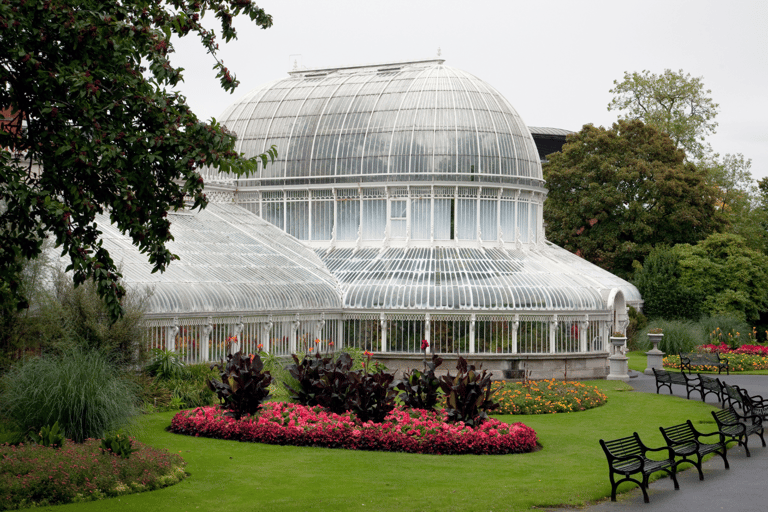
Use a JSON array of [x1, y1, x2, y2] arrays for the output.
[[215, 59, 542, 187]]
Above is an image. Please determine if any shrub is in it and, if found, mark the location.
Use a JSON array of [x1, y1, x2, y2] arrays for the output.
[[490, 380, 608, 414], [439, 357, 498, 427], [208, 351, 273, 420], [0, 348, 139, 442], [144, 348, 189, 380], [29, 421, 66, 449], [285, 351, 355, 412], [0, 438, 186, 509], [345, 352, 397, 423], [395, 354, 444, 410], [635, 319, 701, 354], [101, 432, 139, 459], [26, 270, 149, 367]]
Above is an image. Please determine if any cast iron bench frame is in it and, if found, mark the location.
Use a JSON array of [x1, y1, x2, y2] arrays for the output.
[[680, 352, 729, 375], [712, 407, 765, 457], [652, 368, 699, 399], [599, 432, 680, 503], [695, 373, 723, 403], [659, 419, 729, 480]]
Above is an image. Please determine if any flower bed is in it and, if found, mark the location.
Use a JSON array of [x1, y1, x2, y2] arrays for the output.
[[0, 438, 186, 510], [171, 403, 537, 455], [699, 343, 768, 356], [490, 380, 608, 415], [664, 353, 768, 372]]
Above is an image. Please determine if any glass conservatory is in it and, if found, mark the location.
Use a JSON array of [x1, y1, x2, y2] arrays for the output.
[[125, 59, 641, 378]]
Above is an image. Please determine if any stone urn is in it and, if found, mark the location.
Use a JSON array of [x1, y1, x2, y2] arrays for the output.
[[644, 333, 665, 375], [609, 336, 627, 356]]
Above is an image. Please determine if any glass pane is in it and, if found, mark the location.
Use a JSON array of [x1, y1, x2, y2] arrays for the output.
[[286, 201, 308, 240], [337, 200, 360, 240], [457, 198, 476, 240], [500, 200, 515, 241], [517, 200, 529, 243], [479, 199, 497, 240], [311, 201, 333, 240], [362, 200, 386, 240], [411, 198, 431, 240], [434, 199, 452, 240]]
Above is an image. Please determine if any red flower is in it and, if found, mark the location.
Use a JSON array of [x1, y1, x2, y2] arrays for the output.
[[329, 341, 334, 346], [421, 339, 429, 350]]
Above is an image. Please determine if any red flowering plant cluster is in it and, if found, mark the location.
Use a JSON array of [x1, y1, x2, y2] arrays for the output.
[[698, 343, 768, 356], [170, 402, 537, 455]]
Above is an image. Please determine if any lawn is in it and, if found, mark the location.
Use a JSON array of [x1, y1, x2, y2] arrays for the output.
[[32, 380, 720, 512]]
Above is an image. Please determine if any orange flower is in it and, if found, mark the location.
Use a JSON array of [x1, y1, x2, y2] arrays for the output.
[[315, 339, 320, 344]]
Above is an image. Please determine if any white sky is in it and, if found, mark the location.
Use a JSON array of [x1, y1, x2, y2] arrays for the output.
[[171, 0, 768, 181]]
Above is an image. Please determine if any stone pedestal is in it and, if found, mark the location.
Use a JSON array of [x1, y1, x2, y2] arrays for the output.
[[644, 333, 665, 375], [607, 353, 630, 381]]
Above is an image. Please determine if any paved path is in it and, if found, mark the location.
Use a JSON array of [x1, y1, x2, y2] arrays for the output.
[[545, 371, 768, 512]]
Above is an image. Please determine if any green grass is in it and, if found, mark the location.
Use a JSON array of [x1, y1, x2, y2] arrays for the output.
[[31, 380, 721, 512]]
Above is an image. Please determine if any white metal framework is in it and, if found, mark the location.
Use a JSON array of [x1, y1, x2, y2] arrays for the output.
[[113, 60, 643, 365]]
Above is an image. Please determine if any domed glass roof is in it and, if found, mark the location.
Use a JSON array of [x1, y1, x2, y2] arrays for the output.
[[217, 59, 542, 186]]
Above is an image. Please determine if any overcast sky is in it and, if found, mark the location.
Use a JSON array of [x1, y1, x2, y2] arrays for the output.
[[171, 0, 768, 181]]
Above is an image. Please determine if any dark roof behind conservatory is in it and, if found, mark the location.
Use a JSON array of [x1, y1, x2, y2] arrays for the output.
[[95, 203, 342, 316], [216, 59, 542, 187]]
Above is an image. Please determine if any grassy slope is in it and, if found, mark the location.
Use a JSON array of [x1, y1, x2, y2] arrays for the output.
[[38, 380, 720, 512]]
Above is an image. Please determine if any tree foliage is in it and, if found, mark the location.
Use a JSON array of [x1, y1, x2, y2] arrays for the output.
[[633, 246, 702, 321], [634, 234, 768, 322], [701, 153, 768, 253], [608, 69, 719, 160], [543, 120, 724, 279], [0, 0, 277, 321], [674, 233, 768, 323]]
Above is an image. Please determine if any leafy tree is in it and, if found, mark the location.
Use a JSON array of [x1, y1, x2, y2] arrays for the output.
[[674, 233, 768, 323], [608, 69, 719, 160], [633, 246, 703, 321], [0, 0, 277, 322], [543, 120, 724, 279], [702, 153, 768, 253]]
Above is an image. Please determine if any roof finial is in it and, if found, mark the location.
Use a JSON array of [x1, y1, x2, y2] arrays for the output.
[[437, 47, 442, 57]]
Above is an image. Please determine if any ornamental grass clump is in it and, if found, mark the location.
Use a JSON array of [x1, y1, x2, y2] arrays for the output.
[[0, 438, 186, 509], [490, 380, 608, 415], [0, 348, 139, 443]]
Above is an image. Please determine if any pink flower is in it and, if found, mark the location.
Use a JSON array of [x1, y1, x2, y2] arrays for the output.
[[421, 339, 429, 350]]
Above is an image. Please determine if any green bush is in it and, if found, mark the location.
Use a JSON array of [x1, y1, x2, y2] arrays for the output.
[[1, 269, 150, 371], [0, 348, 139, 442], [145, 348, 189, 380], [635, 319, 701, 354]]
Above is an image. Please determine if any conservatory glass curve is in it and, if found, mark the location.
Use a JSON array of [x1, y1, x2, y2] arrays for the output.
[[95, 203, 342, 315]]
